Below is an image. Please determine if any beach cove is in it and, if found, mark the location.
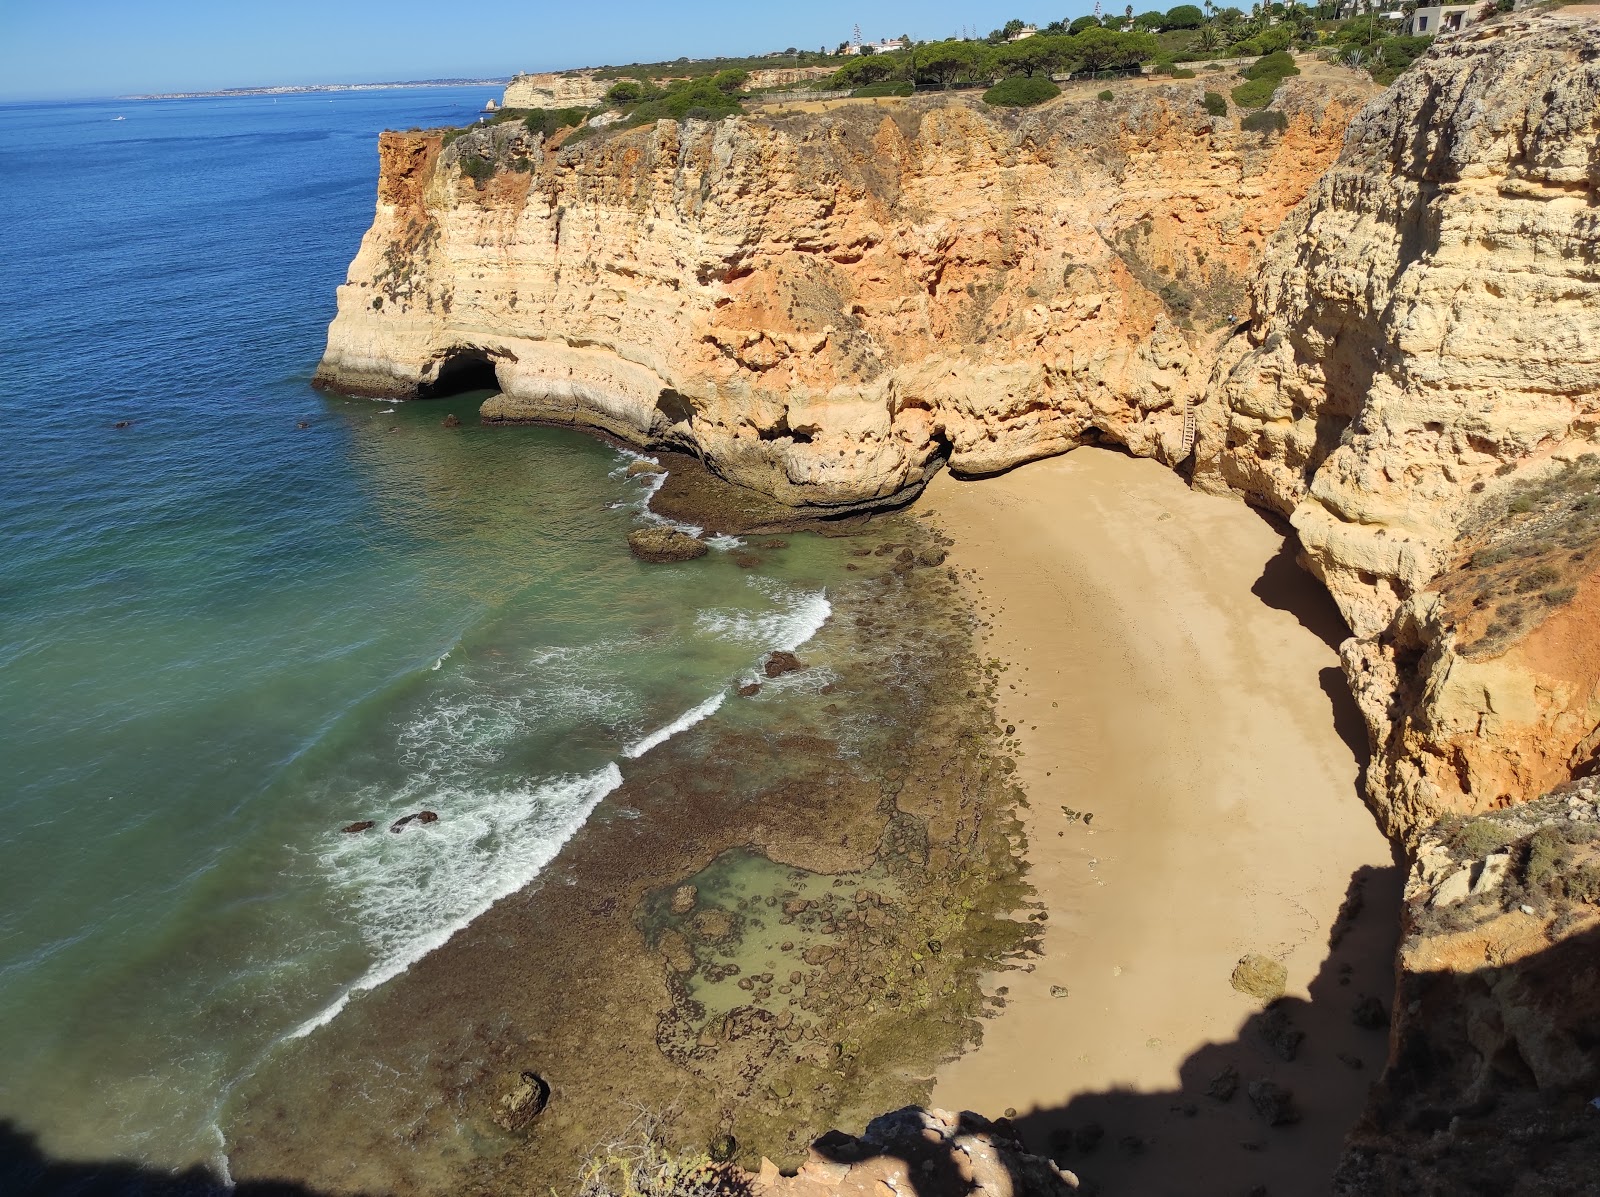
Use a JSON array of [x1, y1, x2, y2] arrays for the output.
[[928, 450, 1399, 1194]]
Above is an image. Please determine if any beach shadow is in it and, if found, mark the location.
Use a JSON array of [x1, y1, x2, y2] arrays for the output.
[[808, 863, 1407, 1196], [1250, 534, 1350, 654], [0, 1120, 357, 1197]]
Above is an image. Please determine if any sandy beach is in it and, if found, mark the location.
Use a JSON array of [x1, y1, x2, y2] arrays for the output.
[[925, 450, 1400, 1194]]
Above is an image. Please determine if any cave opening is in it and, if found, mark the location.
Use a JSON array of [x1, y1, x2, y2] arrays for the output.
[[419, 348, 500, 398]]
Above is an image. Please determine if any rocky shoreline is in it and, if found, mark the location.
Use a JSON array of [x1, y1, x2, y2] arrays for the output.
[[223, 511, 1043, 1193]]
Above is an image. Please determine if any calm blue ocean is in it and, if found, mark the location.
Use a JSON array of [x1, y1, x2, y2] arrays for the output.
[[0, 89, 842, 1176]]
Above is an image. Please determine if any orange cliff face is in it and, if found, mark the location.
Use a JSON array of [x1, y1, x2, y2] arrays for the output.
[[1204, 10, 1600, 836], [315, 78, 1367, 516], [316, 10, 1600, 838]]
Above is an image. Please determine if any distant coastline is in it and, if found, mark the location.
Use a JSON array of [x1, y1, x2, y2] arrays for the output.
[[124, 78, 507, 100]]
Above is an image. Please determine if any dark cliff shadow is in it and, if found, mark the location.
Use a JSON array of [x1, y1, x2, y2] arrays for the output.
[[0, 1121, 359, 1197], [1249, 533, 1350, 655], [810, 862, 1407, 1196]]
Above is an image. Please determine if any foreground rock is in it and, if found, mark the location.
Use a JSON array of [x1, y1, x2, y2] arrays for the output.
[[627, 526, 708, 563], [754, 1107, 1078, 1197], [1335, 781, 1600, 1194]]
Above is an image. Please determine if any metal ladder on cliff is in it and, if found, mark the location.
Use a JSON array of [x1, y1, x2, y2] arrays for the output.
[[1180, 399, 1198, 458]]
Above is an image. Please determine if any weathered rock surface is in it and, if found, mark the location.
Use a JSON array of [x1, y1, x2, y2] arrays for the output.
[[627, 526, 708, 562], [753, 1106, 1079, 1197], [316, 77, 1366, 517], [1335, 781, 1600, 1194], [502, 70, 609, 109], [1203, 10, 1600, 839]]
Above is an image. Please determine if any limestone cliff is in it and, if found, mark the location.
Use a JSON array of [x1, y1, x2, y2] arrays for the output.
[[502, 70, 609, 109], [316, 75, 1366, 514], [1334, 782, 1600, 1194], [1203, 9, 1600, 837]]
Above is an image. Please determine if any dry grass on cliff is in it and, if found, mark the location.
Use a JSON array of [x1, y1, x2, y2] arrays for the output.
[[575, 1107, 752, 1197], [1442, 455, 1600, 656]]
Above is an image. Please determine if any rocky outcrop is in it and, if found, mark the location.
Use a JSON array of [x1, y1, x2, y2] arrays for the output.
[[1202, 10, 1600, 836], [502, 71, 609, 109], [746, 67, 837, 90], [1334, 782, 1600, 1194], [316, 74, 1366, 515], [753, 1106, 1079, 1197]]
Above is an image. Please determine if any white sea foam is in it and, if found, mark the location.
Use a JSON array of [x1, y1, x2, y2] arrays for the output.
[[696, 579, 832, 654], [622, 691, 726, 760], [291, 763, 624, 1039]]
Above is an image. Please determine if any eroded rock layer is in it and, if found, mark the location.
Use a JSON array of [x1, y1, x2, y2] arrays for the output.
[[1206, 10, 1600, 836], [316, 77, 1366, 515]]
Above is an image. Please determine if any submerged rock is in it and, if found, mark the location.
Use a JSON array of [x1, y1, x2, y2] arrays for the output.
[[341, 820, 376, 834], [389, 810, 439, 833], [763, 651, 804, 678], [627, 526, 707, 563], [493, 1070, 550, 1132]]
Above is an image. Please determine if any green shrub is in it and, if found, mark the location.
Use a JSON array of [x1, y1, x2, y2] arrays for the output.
[[603, 79, 655, 108], [1172, 67, 1197, 78], [1448, 819, 1514, 859], [1240, 108, 1288, 134], [1243, 50, 1300, 80], [459, 153, 495, 183], [851, 80, 914, 97], [1231, 76, 1280, 108], [1543, 586, 1578, 606], [1097, 89, 1115, 101], [982, 75, 1062, 107], [1203, 90, 1228, 116], [1524, 827, 1569, 892], [524, 107, 588, 139]]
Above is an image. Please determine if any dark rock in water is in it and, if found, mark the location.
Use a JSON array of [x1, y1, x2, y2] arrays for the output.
[[764, 651, 804, 678], [494, 1070, 550, 1132], [708, 1133, 737, 1163], [296, 421, 309, 429], [758, 538, 789, 550], [732, 552, 762, 569], [737, 683, 761, 698], [389, 811, 439, 833], [1207, 1064, 1240, 1102], [627, 527, 707, 563], [442, 413, 462, 428], [626, 459, 665, 477], [670, 884, 698, 915], [341, 820, 376, 834], [819, 682, 837, 695], [1247, 1079, 1300, 1126], [112, 420, 133, 429]]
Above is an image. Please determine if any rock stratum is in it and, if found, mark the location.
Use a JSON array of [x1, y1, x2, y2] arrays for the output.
[[316, 10, 1600, 1189]]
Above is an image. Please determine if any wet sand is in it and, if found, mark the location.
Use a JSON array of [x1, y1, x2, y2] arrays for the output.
[[924, 450, 1400, 1194]]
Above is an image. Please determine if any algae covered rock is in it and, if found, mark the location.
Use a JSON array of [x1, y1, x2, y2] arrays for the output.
[[1230, 953, 1287, 1001], [627, 526, 707, 562]]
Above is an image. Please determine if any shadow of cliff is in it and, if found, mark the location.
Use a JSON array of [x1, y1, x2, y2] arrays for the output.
[[813, 861, 1405, 1196], [1249, 530, 1350, 655], [0, 1121, 359, 1197]]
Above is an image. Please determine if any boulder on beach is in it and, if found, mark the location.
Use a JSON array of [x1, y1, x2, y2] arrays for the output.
[[1230, 953, 1287, 1001], [627, 526, 707, 563]]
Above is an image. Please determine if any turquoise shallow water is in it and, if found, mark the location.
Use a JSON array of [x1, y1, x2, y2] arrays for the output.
[[0, 90, 848, 1175]]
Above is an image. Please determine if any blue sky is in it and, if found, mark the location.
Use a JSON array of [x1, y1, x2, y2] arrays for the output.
[[0, 1, 1105, 100], [0, 1, 1113, 99]]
